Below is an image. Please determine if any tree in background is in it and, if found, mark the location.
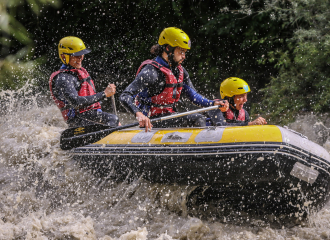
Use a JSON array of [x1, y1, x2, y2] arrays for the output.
[[4, 0, 315, 125], [181, 0, 289, 105], [30, 0, 285, 108], [0, 0, 60, 90], [247, 0, 330, 124]]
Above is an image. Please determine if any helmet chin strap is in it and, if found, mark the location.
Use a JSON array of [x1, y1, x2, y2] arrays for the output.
[[227, 97, 237, 110], [61, 54, 71, 65]]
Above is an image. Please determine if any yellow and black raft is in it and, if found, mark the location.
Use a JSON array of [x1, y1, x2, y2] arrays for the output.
[[69, 125, 330, 220], [60, 107, 330, 222]]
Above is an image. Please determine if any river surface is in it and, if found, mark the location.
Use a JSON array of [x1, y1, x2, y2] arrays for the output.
[[1, 87, 330, 239]]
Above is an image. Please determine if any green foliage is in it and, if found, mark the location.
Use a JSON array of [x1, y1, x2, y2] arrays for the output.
[[0, 0, 60, 90], [5, 0, 323, 124], [251, 0, 330, 124], [9, 0, 287, 101]]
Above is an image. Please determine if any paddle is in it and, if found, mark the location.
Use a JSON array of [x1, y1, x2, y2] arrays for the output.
[[60, 105, 220, 150], [111, 95, 117, 115]]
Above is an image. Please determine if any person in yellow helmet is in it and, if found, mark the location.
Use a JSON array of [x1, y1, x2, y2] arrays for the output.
[[49, 36, 119, 128], [207, 77, 267, 126], [120, 27, 228, 131]]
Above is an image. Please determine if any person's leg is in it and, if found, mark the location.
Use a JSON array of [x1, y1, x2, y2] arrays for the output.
[[207, 109, 227, 126], [184, 113, 206, 127], [77, 109, 119, 127]]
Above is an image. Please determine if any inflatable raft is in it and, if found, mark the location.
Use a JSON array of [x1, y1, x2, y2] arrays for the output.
[[71, 125, 330, 222]]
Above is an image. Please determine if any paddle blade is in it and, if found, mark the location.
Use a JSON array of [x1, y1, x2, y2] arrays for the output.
[[60, 122, 140, 150], [59, 105, 220, 150], [61, 124, 110, 139], [60, 129, 110, 150]]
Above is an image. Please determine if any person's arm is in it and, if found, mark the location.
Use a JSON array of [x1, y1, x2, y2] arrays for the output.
[[119, 65, 162, 131], [182, 83, 214, 107], [119, 65, 161, 115], [247, 110, 267, 125], [180, 69, 213, 107], [53, 72, 105, 108], [181, 68, 228, 111], [245, 110, 250, 123]]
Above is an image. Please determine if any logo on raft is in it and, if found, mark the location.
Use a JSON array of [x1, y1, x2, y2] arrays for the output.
[[74, 127, 85, 135]]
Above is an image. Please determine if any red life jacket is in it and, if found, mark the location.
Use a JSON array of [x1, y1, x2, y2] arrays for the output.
[[49, 67, 101, 121], [135, 59, 184, 117], [225, 108, 246, 122]]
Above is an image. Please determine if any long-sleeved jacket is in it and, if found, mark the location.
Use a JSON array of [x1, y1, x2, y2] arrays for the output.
[[120, 56, 215, 116]]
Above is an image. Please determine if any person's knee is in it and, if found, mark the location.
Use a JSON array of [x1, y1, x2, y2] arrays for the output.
[[99, 111, 119, 127], [196, 117, 206, 127], [107, 114, 119, 127], [114, 114, 119, 126], [207, 109, 225, 126], [191, 113, 206, 127]]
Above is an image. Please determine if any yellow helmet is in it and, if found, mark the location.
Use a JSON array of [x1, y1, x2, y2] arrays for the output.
[[58, 36, 91, 64], [220, 77, 251, 99], [158, 27, 191, 50]]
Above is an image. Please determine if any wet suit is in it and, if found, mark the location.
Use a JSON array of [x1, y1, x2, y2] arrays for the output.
[[120, 56, 216, 128], [51, 64, 119, 128]]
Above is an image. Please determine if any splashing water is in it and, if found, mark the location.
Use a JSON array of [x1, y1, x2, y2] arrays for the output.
[[1, 84, 330, 239]]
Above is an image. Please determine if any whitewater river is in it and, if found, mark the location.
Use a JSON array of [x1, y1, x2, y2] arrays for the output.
[[1, 88, 330, 239]]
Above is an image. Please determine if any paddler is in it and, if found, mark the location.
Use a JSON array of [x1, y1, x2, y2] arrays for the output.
[[49, 36, 119, 128], [207, 77, 267, 126], [120, 27, 229, 131]]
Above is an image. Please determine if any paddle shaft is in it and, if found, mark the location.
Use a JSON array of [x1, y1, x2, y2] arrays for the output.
[[60, 105, 219, 150], [110, 82, 117, 116], [152, 105, 219, 122], [111, 95, 117, 115]]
